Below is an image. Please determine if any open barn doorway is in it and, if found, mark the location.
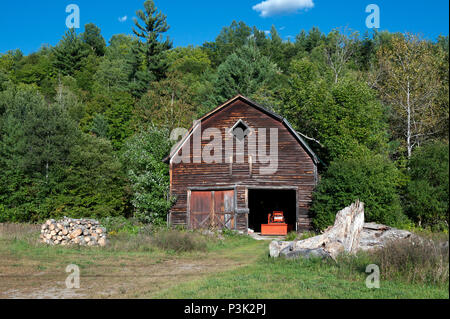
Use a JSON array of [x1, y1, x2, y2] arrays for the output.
[[247, 189, 297, 233]]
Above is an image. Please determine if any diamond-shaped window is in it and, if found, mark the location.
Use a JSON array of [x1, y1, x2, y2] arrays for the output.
[[231, 120, 250, 141]]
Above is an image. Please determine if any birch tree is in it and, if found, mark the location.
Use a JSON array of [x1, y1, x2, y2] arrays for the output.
[[324, 27, 358, 83], [376, 33, 441, 158]]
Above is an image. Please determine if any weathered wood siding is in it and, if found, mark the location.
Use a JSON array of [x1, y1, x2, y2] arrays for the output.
[[169, 98, 316, 231]]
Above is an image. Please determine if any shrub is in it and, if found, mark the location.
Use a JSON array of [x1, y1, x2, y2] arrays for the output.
[[311, 151, 407, 230], [406, 141, 449, 230]]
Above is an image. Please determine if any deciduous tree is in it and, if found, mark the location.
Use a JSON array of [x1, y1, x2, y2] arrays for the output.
[[376, 33, 442, 158]]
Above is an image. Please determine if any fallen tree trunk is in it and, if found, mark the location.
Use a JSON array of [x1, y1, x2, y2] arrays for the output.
[[358, 222, 413, 251], [270, 201, 365, 260], [269, 201, 414, 260]]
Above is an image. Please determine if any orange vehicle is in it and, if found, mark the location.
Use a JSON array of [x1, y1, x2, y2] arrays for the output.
[[261, 211, 291, 236]]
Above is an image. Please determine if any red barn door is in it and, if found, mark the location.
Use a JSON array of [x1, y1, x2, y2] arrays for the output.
[[189, 190, 235, 230]]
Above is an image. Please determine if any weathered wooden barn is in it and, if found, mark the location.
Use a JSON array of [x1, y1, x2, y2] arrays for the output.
[[164, 95, 319, 233]]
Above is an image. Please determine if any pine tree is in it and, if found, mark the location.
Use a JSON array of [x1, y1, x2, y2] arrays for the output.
[[132, 0, 172, 81], [213, 44, 279, 104], [53, 28, 89, 76], [269, 25, 283, 61]]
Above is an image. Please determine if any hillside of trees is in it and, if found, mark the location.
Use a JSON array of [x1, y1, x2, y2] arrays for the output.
[[0, 1, 448, 231]]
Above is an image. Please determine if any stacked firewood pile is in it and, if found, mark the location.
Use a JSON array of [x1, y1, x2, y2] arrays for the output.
[[40, 217, 107, 247]]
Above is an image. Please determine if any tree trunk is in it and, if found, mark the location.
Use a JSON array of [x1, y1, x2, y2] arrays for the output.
[[406, 81, 412, 159]]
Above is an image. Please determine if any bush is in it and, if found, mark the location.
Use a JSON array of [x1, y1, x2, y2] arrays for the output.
[[406, 141, 449, 231], [311, 151, 407, 230], [121, 126, 175, 224]]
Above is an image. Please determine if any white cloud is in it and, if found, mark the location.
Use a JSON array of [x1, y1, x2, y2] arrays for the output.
[[252, 0, 314, 17], [118, 15, 128, 23]]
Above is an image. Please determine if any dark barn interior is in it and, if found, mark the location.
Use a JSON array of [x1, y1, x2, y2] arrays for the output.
[[248, 189, 297, 233]]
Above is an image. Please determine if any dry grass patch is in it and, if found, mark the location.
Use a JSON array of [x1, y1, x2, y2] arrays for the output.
[[0, 223, 40, 239], [150, 229, 208, 252], [373, 236, 449, 285]]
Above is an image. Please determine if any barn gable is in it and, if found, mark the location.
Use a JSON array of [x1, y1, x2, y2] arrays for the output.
[[164, 95, 318, 165]]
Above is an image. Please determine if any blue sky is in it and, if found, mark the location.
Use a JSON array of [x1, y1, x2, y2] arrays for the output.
[[1, 0, 448, 55]]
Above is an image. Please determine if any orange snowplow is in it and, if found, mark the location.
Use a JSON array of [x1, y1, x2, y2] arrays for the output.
[[261, 211, 291, 236]]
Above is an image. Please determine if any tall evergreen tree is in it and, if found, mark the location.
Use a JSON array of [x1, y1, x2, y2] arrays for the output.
[[269, 25, 283, 66], [212, 44, 279, 106], [53, 28, 89, 76], [206, 21, 253, 66], [132, 0, 172, 82]]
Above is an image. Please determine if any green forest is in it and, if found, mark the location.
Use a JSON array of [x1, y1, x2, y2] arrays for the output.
[[0, 0, 448, 231]]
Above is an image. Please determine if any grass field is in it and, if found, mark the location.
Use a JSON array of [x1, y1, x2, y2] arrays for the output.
[[155, 256, 448, 299], [0, 223, 448, 299]]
